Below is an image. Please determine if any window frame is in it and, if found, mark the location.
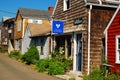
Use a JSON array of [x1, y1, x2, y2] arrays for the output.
[[63, 0, 71, 11], [116, 35, 120, 64], [17, 20, 21, 31]]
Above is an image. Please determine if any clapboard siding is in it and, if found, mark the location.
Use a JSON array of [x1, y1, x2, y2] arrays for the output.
[[107, 9, 120, 72]]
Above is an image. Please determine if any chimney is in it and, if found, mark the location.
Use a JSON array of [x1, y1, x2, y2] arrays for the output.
[[48, 6, 54, 11]]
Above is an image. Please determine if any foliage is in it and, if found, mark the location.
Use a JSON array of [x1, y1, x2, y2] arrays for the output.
[[36, 59, 50, 72], [69, 77, 76, 80], [0, 47, 6, 52], [51, 47, 65, 62], [36, 48, 73, 75], [9, 50, 22, 60], [107, 73, 120, 80], [63, 58, 73, 71], [48, 60, 65, 75], [22, 45, 39, 64], [83, 67, 120, 80]]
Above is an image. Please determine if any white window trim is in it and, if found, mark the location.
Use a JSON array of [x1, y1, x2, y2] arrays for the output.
[[63, 0, 70, 11], [116, 35, 120, 64]]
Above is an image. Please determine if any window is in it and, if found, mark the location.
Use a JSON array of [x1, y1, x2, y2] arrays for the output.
[[63, 0, 70, 11], [17, 20, 21, 31], [10, 24, 14, 28], [41, 46, 44, 55], [40, 38, 44, 55], [33, 20, 39, 23], [116, 35, 120, 64]]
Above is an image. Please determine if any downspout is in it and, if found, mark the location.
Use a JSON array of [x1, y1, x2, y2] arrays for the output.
[[105, 31, 108, 61], [22, 19, 25, 38], [21, 19, 25, 53], [87, 5, 92, 75]]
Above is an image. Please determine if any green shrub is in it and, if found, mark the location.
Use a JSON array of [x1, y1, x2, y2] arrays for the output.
[[48, 61, 65, 75], [9, 50, 22, 59], [36, 59, 50, 72], [69, 77, 76, 80], [51, 48, 65, 62], [51, 49, 73, 72], [36, 48, 73, 75], [63, 58, 73, 71], [83, 67, 120, 80], [36, 59, 65, 75], [83, 68, 105, 80], [0, 47, 6, 52], [22, 45, 39, 64], [107, 73, 120, 80]]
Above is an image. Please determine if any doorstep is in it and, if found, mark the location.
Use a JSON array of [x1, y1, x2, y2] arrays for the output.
[[56, 71, 83, 80]]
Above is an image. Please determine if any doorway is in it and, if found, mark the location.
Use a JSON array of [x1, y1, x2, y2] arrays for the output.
[[76, 34, 82, 71]]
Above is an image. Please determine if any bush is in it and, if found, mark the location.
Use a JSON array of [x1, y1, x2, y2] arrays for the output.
[[36, 59, 65, 75], [63, 58, 73, 72], [51, 48, 65, 62], [36, 49, 73, 75], [83, 67, 120, 80], [48, 61, 65, 75], [9, 50, 22, 60], [36, 59, 50, 72], [22, 45, 39, 64], [0, 47, 6, 52], [107, 73, 120, 80]]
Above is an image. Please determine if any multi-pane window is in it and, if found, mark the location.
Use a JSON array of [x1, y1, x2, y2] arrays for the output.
[[17, 20, 21, 31], [28, 19, 42, 24], [116, 35, 120, 64], [63, 0, 70, 11]]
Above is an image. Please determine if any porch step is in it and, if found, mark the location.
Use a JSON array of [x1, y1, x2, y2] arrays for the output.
[[56, 71, 83, 80]]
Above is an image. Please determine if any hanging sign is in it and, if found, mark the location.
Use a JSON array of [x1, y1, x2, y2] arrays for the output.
[[52, 21, 64, 34]]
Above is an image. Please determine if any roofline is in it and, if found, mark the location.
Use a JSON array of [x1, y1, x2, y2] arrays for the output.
[[86, 3, 118, 8], [29, 32, 51, 38], [23, 17, 50, 20], [104, 5, 120, 34], [51, 0, 58, 18]]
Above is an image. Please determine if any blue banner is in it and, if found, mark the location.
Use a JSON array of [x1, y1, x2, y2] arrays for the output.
[[52, 21, 64, 34]]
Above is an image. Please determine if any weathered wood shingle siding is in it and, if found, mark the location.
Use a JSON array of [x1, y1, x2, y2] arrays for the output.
[[53, 0, 88, 73], [53, 0, 117, 74], [15, 12, 23, 39], [53, 0, 87, 33], [107, 10, 120, 72], [90, 7, 115, 70]]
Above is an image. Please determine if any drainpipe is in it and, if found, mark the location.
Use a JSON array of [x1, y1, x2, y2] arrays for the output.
[[21, 19, 25, 53], [87, 5, 92, 75], [22, 19, 25, 38], [105, 31, 108, 61], [73, 32, 77, 71]]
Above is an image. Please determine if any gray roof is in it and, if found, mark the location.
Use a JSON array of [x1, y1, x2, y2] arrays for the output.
[[18, 8, 52, 20]]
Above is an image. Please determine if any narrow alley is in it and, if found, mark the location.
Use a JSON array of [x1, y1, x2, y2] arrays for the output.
[[0, 53, 60, 80]]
